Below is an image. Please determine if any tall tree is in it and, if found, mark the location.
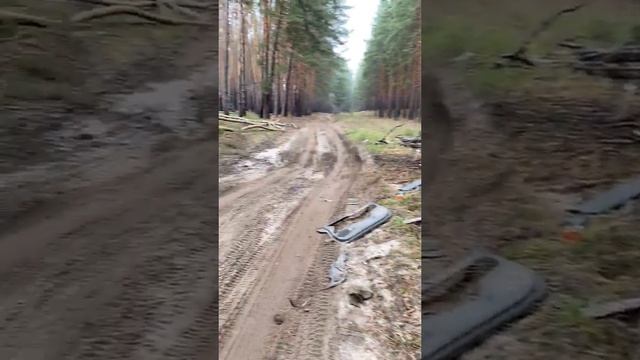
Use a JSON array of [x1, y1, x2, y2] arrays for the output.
[[223, 0, 231, 115], [354, 0, 420, 119], [219, 0, 351, 118], [239, 0, 249, 117]]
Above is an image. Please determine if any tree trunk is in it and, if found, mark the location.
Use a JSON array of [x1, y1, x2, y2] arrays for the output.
[[238, 0, 247, 117], [283, 53, 293, 117], [223, 0, 231, 115], [260, 0, 271, 119], [268, 0, 284, 113], [274, 73, 280, 115]]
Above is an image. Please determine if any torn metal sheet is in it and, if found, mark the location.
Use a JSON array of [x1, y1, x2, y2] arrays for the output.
[[317, 203, 392, 243], [422, 250, 546, 360], [398, 179, 422, 194], [583, 298, 640, 319], [404, 217, 422, 225], [568, 176, 640, 215], [324, 252, 348, 289]]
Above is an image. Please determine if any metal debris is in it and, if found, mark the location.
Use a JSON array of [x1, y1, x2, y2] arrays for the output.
[[398, 179, 421, 194], [404, 217, 422, 225], [397, 136, 421, 148], [317, 203, 392, 243], [348, 289, 374, 307], [273, 313, 285, 325], [568, 176, 640, 215], [583, 298, 640, 319], [323, 252, 348, 289]]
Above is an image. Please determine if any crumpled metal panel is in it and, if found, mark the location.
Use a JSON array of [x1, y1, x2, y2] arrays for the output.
[[568, 176, 640, 215], [325, 252, 348, 289], [399, 179, 422, 194], [317, 203, 392, 243]]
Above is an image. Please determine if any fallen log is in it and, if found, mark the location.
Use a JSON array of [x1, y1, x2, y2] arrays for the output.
[[376, 123, 405, 144], [162, 0, 204, 19], [76, 0, 212, 9], [0, 10, 60, 27], [498, 3, 586, 67], [219, 116, 257, 126], [241, 124, 282, 131], [219, 125, 235, 132], [70, 5, 211, 25]]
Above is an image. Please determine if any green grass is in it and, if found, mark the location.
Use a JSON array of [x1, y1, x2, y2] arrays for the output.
[[336, 112, 420, 155], [425, 0, 640, 96], [378, 191, 421, 260]]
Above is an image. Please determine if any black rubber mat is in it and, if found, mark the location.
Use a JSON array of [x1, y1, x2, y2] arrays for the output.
[[568, 176, 640, 215], [422, 251, 546, 360]]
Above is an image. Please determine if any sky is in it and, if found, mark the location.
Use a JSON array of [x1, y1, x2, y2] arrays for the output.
[[339, 0, 380, 76]]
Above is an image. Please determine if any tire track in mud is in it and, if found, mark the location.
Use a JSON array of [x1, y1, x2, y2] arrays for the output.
[[218, 127, 320, 344], [219, 119, 362, 360], [0, 140, 217, 360]]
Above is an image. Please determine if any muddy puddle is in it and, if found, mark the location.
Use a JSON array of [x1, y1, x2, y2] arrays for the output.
[[109, 65, 216, 137], [219, 134, 301, 186]]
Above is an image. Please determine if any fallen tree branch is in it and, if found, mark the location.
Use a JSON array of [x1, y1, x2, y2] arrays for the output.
[[241, 124, 282, 131], [162, 0, 204, 20], [376, 123, 404, 144], [70, 5, 211, 25], [600, 138, 637, 145], [0, 10, 60, 27], [219, 116, 257, 126], [75, 0, 212, 9], [219, 125, 235, 132], [497, 3, 586, 67]]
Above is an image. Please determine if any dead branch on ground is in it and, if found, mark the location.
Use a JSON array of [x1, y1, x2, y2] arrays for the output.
[[496, 3, 586, 68], [219, 112, 295, 132], [0, 10, 60, 28], [76, 0, 212, 9], [70, 5, 211, 25], [376, 123, 404, 144]]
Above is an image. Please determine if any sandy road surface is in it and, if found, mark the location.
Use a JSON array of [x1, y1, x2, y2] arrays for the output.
[[0, 26, 218, 357], [219, 117, 364, 359], [0, 138, 217, 359]]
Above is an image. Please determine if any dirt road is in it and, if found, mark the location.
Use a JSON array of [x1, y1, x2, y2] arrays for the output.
[[0, 24, 218, 357], [0, 138, 217, 359], [218, 118, 364, 359]]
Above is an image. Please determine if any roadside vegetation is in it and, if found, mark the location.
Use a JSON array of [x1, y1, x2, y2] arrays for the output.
[[425, 1, 640, 359]]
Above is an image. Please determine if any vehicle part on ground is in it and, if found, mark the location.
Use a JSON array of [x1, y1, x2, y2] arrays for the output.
[[404, 217, 422, 225], [397, 136, 421, 149], [348, 289, 374, 307], [324, 252, 348, 289], [568, 176, 640, 215], [583, 298, 640, 319], [317, 203, 392, 243], [422, 237, 444, 259], [422, 250, 547, 360], [399, 179, 422, 194]]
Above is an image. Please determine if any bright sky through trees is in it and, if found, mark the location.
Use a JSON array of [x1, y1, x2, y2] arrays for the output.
[[340, 0, 380, 75]]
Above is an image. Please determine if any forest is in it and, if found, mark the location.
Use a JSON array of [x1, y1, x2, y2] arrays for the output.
[[219, 0, 420, 119], [353, 0, 420, 119]]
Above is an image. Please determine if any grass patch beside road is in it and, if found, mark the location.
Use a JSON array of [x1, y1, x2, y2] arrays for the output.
[[336, 112, 420, 155], [425, 0, 640, 97]]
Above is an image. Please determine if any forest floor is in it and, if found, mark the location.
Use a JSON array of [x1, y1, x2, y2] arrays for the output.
[[425, 1, 640, 359], [0, 1, 218, 358], [218, 113, 421, 359]]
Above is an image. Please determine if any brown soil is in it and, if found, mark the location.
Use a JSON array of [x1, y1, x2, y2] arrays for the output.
[[0, 11, 217, 358], [218, 117, 365, 359], [424, 70, 640, 359]]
